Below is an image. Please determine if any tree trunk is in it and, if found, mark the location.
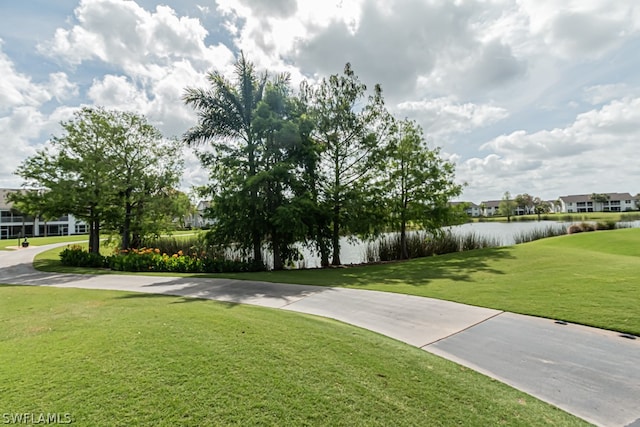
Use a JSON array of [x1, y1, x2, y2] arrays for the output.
[[121, 198, 132, 250], [331, 205, 341, 265], [318, 230, 330, 267], [89, 220, 100, 254], [400, 221, 408, 260], [272, 232, 283, 271]]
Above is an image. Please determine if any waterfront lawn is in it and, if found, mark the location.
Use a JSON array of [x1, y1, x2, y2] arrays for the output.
[[475, 211, 640, 223], [230, 229, 640, 335], [0, 285, 585, 426]]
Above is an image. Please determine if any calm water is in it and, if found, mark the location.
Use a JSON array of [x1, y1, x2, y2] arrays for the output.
[[290, 220, 640, 268]]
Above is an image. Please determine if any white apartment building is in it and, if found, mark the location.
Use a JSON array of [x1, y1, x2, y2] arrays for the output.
[[558, 193, 637, 213], [0, 189, 86, 239]]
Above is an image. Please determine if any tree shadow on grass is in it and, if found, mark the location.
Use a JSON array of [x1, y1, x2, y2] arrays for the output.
[[341, 247, 514, 287], [1, 246, 516, 310], [113, 292, 242, 308], [229, 246, 516, 289]]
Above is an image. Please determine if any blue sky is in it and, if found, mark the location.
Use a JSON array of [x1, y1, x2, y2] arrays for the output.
[[1, 0, 639, 203]]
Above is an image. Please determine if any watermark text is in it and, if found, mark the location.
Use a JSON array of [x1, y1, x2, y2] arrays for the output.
[[2, 413, 72, 425]]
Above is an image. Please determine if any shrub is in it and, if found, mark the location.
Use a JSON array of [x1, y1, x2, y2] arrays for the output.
[[567, 224, 583, 234], [567, 222, 598, 234], [595, 220, 617, 230], [365, 231, 501, 262], [580, 222, 596, 232], [60, 245, 108, 268], [106, 246, 264, 274], [513, 225, 567, 244]]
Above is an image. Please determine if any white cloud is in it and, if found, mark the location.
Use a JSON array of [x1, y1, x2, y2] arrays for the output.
[[2, 0, 640, 202], [396, 97, 509, 137], [0, 42, 51, 113], [88, 74, 148, 110], [40, 0, 234, 75], [48, 72, 80, 102], [459, 97, 640, 200], [583, 84, 638, 105]]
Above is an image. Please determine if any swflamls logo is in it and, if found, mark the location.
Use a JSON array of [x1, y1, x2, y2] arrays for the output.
[[2, 413, 73, 424]]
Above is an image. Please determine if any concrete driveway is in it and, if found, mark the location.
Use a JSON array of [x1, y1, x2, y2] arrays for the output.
[[1, 244, 639, 427]]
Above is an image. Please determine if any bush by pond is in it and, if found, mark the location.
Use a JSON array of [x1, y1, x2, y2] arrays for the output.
[[513, 225, 567, 244], [59, 244, 264, 273], [365, 231, 501, 262]]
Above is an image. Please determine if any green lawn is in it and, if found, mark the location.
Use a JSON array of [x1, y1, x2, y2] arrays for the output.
[[475, 211, 640, 222], [0, 234, 89, 251], [0, 285, 585, 426], [0, 230, 197, 251], [32, 228, 640, 335]]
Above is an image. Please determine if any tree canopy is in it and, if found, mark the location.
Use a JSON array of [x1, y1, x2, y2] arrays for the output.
[[12, 107, 185, 253], [183, 55, 465, 269]]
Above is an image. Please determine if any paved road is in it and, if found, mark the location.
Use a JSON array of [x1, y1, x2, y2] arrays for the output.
[[1, 244, 639, 427]]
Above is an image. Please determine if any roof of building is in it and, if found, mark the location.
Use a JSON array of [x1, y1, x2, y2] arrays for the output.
[[480, 200, 502, 208], [558, 193, 633, 203], [0, 188, 16, 210], [450, 201, 479, 208]]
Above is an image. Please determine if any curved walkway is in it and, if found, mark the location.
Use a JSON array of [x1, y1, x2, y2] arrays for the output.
[[1, 244, 639, 427]]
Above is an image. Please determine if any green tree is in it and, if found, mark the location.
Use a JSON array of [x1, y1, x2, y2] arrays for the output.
[[102, 112, 184, 250], [479, 202, 487, 217], [532, 197, 550, 221], [499, 191, 516, 222], [308, 63, 390, 265], [183, 52, 268, 265], [252, 78, 312, 270], [382, 119, 463, 259], [515, 193, 533, 215], [12, 107, 184, 253], [13, 108, 120, 253], [589, 193, 610, 212]]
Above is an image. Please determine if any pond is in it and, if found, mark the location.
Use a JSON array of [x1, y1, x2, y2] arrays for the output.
[[287, 220, 640, 269]]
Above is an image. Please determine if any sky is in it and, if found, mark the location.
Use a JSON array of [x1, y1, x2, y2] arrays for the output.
[[1, 0, 639, 203]]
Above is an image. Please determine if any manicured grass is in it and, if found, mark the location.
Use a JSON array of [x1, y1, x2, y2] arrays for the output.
[[33, 229, 640, 335], [0, 234, 89, 251], [476, 211, 640, 223], [0, 285, 585, 426], [224, 229, 640, 335]]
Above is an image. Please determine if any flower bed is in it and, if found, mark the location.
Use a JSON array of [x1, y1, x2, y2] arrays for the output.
[[60, 246, 263, 273]]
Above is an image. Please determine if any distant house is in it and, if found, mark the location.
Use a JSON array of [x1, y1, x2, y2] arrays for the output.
[[186, 200, 215, 228], [450, 202, 481, 217], [0, 188, 86, 240], [479, 200, 501, 216], [558, 193, 637, 213]]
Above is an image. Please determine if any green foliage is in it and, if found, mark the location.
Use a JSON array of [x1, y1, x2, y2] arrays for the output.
[[107, 248, 263, 273], [513, 225, 568, 244], [379, 119, 463, 258], [366, 231, 500, 262], [58, 237, 263, 273], [12, 107, 185, 253], [498, 191, 517, 221], [59, 245, 108, 268], [308, 63, 391, 265], [183, 52, 268, 265], [184, 55, 464, 268]]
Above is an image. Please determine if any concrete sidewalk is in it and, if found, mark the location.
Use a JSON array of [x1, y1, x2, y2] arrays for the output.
[[1, 244, 639, 427]]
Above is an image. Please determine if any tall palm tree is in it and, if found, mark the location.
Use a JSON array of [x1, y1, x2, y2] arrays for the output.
[[183, 53, 268, 264]]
